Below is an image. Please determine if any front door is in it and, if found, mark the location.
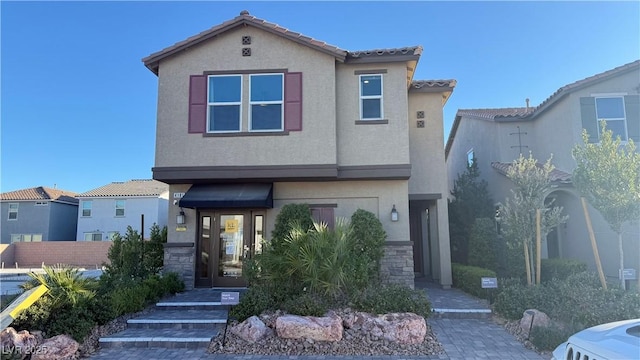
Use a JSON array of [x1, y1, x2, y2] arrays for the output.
[[195, 210, 265, 287]]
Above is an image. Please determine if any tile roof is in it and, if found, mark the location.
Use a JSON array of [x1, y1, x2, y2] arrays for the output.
[[0, 187, 79, 204], [77, 179, 169, 198], [456, 107, 535, 121], [143, 11, 425, 74], [491, 162, 572, 184], [411, 79, 457, 90]]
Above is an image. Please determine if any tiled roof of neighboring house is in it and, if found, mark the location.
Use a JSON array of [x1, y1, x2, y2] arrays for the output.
[[77, 179, 169, 198], [0, 187, 79, 204], [445, 59, 640, 158], [143, 11, 424, 74], [491, 162, 572, 184]]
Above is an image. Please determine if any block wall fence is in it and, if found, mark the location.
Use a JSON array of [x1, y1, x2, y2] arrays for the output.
[[0, 242, 111, 268]]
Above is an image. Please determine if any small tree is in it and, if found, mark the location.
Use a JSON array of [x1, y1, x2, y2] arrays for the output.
[[572, 121, 640, 290], [448, 158, 494, 263], [499, 153, 568, 285], [468, 217, 498, 271]]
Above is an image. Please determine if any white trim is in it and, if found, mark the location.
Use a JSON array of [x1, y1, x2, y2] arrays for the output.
[[590, 92, 628, 97], [207, 74, 242, 133], [7, 203, 18, 220], [81, 200, 92, 217], [466, 148, 474, 167], [359, 74, 384, 120], [594, 96, 628, 141], [248, 73, 284, 132], [115, 199, 126, 217]]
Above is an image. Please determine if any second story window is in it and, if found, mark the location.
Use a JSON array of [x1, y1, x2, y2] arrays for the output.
[[82, 201, 92, 217], [250, 74, 284, 131], [208, 75, 242, 132], [467, 149, 475, 167], [360, 74, 383, 120], [115, 200, 125, 217], [8, 203, 18, 220], [595, 96, 627, 141]]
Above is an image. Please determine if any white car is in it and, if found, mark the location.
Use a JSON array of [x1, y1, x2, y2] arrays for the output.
[[552, 319, 640, 360]]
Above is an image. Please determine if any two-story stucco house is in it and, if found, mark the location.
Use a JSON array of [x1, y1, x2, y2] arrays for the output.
[[76, 179, 169, 241], [143, 11, 455, 289], [0, 186, 79, 244], [446, 60, 640, 280]]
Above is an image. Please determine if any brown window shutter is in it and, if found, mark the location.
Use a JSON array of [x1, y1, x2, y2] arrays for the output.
[[311, 207, 335, 229], [284, 72, 302, 131], [188, 75, 207, 133]]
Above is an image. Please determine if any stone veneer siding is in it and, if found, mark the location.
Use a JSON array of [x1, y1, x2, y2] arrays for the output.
[[163, 244, 195, 290], [380, 242, 415, 289]]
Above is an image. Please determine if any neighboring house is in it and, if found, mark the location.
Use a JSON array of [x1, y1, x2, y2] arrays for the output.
[[0, 187, 79, 244], [76, 179, 169, 241], [142, 11, 456, 289], [446, 60, 640, 280]]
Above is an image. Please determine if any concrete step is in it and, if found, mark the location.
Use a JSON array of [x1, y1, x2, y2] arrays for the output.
[[430, 307, 492, 319], [98, 327, 222, 349], [127, 309, 228, 329]]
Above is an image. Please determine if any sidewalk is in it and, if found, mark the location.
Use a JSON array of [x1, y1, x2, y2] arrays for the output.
[[90, 281, 548, 360]]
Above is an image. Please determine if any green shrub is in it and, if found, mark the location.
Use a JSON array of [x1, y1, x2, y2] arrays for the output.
[[530, 324, 574, 351], [229, 285, 277, 322], [540, 258, 587, 283], [350, 209, 386, 285], [22, 264, 98, 307], [160, 272, 185, 294], [468, 218, 498, 271], [452, 263, 497, 299], [349, 284, 432, 318], [282, 292, 328, 317], [110, 285, 148, 317], [271, 204, 313, 250], [492, 282, 552, 320]]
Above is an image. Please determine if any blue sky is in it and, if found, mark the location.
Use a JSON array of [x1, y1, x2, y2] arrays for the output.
[[1, 1, 639, 193]]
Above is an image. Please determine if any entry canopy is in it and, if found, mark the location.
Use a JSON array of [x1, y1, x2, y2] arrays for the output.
[[179, 183, 273, 209]]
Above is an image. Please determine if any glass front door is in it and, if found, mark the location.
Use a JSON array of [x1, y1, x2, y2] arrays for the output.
[[196, 210, 264, 287]]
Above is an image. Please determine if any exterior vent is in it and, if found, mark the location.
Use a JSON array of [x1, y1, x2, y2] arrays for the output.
[[417, 120, 425, 128], [242, 48, 251, 56], [417, 111, 425, 119], [242, 36, 252, 45]]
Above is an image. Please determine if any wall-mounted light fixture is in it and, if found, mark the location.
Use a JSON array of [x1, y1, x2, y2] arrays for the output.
[[391, 204, 399, 222], [176, 209, 186, 225]]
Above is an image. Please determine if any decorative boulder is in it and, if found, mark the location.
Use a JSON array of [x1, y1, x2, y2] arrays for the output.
[[0, 327, 42, 359], [519, 309, 551, 337], [31, 334, 78, 360], [231, 316, 273, 343], [276, 314, 343, 341], [359, 312, 426, 345]]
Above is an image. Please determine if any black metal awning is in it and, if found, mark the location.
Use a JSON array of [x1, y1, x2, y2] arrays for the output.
[[178, 183, 273, 209]]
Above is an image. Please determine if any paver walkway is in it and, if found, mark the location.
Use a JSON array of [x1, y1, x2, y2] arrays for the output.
[[90, 281, 549, 360]]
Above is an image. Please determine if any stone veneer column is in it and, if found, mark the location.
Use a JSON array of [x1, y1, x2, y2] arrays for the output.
[[163, 243, 195, 290], [380, 242, 415, 289]]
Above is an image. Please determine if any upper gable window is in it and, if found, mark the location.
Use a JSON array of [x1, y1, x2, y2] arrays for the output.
[[81, 200, 92, 217], [249, 74, 284, 131], [360, 74, 383, 120], [595, 96, 627, 141], [115, 200, 126, 217], [208, 75, 242, 132], [8, 203, 18, 220]]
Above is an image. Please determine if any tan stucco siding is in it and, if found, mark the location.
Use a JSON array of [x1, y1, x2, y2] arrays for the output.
[[271, 181, 410, 242], [155, 26, 337, 168], [335, 63, 410, 166], [408, 92, 448, 195]]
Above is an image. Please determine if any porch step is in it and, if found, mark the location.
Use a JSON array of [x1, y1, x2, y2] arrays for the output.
[[430, 307, 492, 319], [98, 328, 220, 349], [127, 309, 228, 329]]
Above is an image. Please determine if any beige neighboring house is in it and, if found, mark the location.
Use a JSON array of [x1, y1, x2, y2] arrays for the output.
[[446, 60, 640, 281], [143, 11, 455, 289]]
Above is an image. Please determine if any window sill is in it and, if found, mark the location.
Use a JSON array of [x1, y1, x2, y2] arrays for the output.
[[203, 131, 290, 137], [355, 119, 389, 125]]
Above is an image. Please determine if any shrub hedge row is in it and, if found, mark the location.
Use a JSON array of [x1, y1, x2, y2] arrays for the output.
[[451, 263, 497, 299]]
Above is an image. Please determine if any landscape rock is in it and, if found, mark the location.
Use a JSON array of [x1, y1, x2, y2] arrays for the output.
[[519, 309, 551, 337], [0, 327, 42, 359], [359, 312, 426, 345], [276, 314, 343, 341], [31, 334, 79, 360], [230, 316, 273, 343]]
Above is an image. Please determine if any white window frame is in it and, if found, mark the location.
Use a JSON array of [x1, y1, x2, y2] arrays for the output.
[[11, 234, 22, 243], [249, 73, 284, 132], [106, 231, 118, 241], [207, 74, 242, 133], [32, 234, 42, 242], [594, 95, 628, 141], [8, 203, 18, 220], [359, 74, 384, 120], [84, 232, 103, 241], [81, 200, 92, 217], [467, 149, 475, 167], [10, 234, 42, 242], [115, 200, 125, 217]]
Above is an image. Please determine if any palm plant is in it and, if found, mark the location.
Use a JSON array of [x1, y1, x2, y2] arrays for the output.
[[21, 264, 97, 307]]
